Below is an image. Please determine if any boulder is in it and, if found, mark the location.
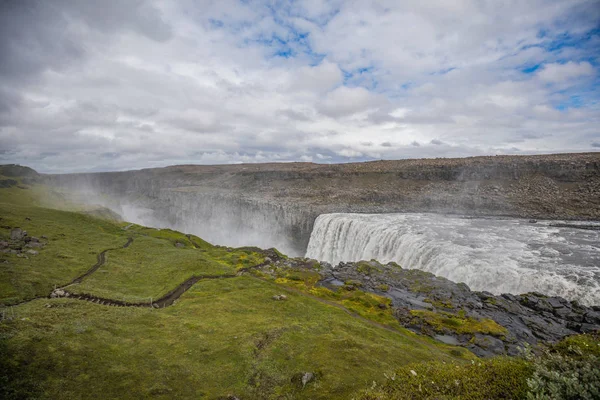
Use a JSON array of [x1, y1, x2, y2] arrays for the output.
[[10, 228, 27, 241], [301, 372, 314, 388], [26, 250, 39, 256], [50, 289, 66, 298]]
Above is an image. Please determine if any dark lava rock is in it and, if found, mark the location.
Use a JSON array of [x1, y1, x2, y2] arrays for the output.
[[252, 257, 600, 357]]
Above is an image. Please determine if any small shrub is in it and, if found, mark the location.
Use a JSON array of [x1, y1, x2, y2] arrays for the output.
[[525, 333, 600, 400], [377, 284, 389, 292]]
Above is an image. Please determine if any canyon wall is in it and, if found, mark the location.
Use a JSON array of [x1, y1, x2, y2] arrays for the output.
[[45, 152, 600, 255]]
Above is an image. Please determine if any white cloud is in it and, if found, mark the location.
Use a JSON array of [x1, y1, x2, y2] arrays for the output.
[[318, 86, 383, 117], [537, 61, 595, 82], [0, 0, 598, 173], [289, 60, 343, 93]]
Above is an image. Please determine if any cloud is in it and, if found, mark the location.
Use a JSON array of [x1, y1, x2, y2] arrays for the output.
[[317, 86, 383, 117], [0, 0, 599, 173], [289, 60, 343, 93], [537, 61, 595, 82]]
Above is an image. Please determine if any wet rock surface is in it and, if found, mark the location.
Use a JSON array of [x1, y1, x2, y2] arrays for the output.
[[253, 256, 600, 357]]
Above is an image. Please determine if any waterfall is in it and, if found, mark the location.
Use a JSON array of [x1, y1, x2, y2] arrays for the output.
[[306, 213, 600, 305]]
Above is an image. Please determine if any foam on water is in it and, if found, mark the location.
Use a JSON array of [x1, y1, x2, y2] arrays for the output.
[[305, 213, 600, 306]]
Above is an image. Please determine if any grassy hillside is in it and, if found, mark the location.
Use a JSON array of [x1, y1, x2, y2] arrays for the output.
[[1, 176, 477, 399]]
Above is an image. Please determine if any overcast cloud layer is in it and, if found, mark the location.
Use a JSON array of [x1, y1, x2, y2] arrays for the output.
[[1, 0, 599, 172]]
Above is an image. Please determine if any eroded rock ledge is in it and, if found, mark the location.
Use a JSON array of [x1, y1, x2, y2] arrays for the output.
[[251, 255, 600, 358]]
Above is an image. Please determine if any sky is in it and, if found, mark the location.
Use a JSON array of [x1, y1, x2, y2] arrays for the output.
[[0, 0, 599, 173]]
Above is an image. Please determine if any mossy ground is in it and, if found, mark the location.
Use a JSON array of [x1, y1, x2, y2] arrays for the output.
[[355, 357, 533, 400], [409, 309, 508, 337], [355, 333, 600, 400], [1, 179, 472, 399]]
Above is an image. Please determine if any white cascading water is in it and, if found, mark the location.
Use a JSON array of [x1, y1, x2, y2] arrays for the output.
[[305, 213, 600, 306]]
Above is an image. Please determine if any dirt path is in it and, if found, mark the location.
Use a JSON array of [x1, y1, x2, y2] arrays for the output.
[[5, 237, 134, 307], [19, 239, 409, 339], [61, 274, 237, 308], [62, 237, 133, 286]]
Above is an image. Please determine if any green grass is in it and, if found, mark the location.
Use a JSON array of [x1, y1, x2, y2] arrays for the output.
[[0, 183, 264, 304], [1, 277, 472, 399], [0, 178, 474, 399], [0, 186, 128, 305], [409, 309, 508, 337], [70, 235, 236, 302], [355, 357, 533, 400]]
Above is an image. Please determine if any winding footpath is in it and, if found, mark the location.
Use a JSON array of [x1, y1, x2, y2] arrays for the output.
[[10, 237, 411, 340]]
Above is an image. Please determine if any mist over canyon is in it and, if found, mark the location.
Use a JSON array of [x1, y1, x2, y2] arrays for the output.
[[45, 153, 600, 304]]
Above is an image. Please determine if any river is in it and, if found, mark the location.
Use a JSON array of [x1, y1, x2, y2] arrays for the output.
[[306, 213, 600, 306]]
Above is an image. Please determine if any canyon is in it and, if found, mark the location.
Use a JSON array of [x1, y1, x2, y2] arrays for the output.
[[46, 152, 600, 257]]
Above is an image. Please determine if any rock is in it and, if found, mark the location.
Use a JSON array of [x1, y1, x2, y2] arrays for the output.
[[264, 257, 272, 264], [26, 250, 38, 256], [584, 311, 600, 324], [30, 236, 39, 243], [580, 323, 599, 333], [501, 293, 518, 302], [301, 372, 314, 388], [272, 294, 287, 301], [41, 235, 48, 239], [547, 297, 564, 309], [51, 289, 66, 298], [529, 219, 537, 223], [554, 307, 583, 322], [10, 228, 26, 241], [0, 241, 8, 249], [175, 242, 185, 248], [253, 254, 600, 357], [473, 334, 505, 354], [16, 253, 28, 259], [25, 242, 44, 248]]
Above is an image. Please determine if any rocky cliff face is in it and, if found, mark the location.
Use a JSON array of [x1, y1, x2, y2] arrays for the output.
[[45, 152, 600, 255]]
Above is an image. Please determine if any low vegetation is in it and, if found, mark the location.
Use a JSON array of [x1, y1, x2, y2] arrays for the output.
[[0, 175, 470, 399], [1, 168, 598, 399], [355, 333, 600, 399], [408, 309, 508, 337]]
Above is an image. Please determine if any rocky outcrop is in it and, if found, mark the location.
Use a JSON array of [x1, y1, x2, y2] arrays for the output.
[[250, 256, 600, 358], [1, 228, 47, 256]]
